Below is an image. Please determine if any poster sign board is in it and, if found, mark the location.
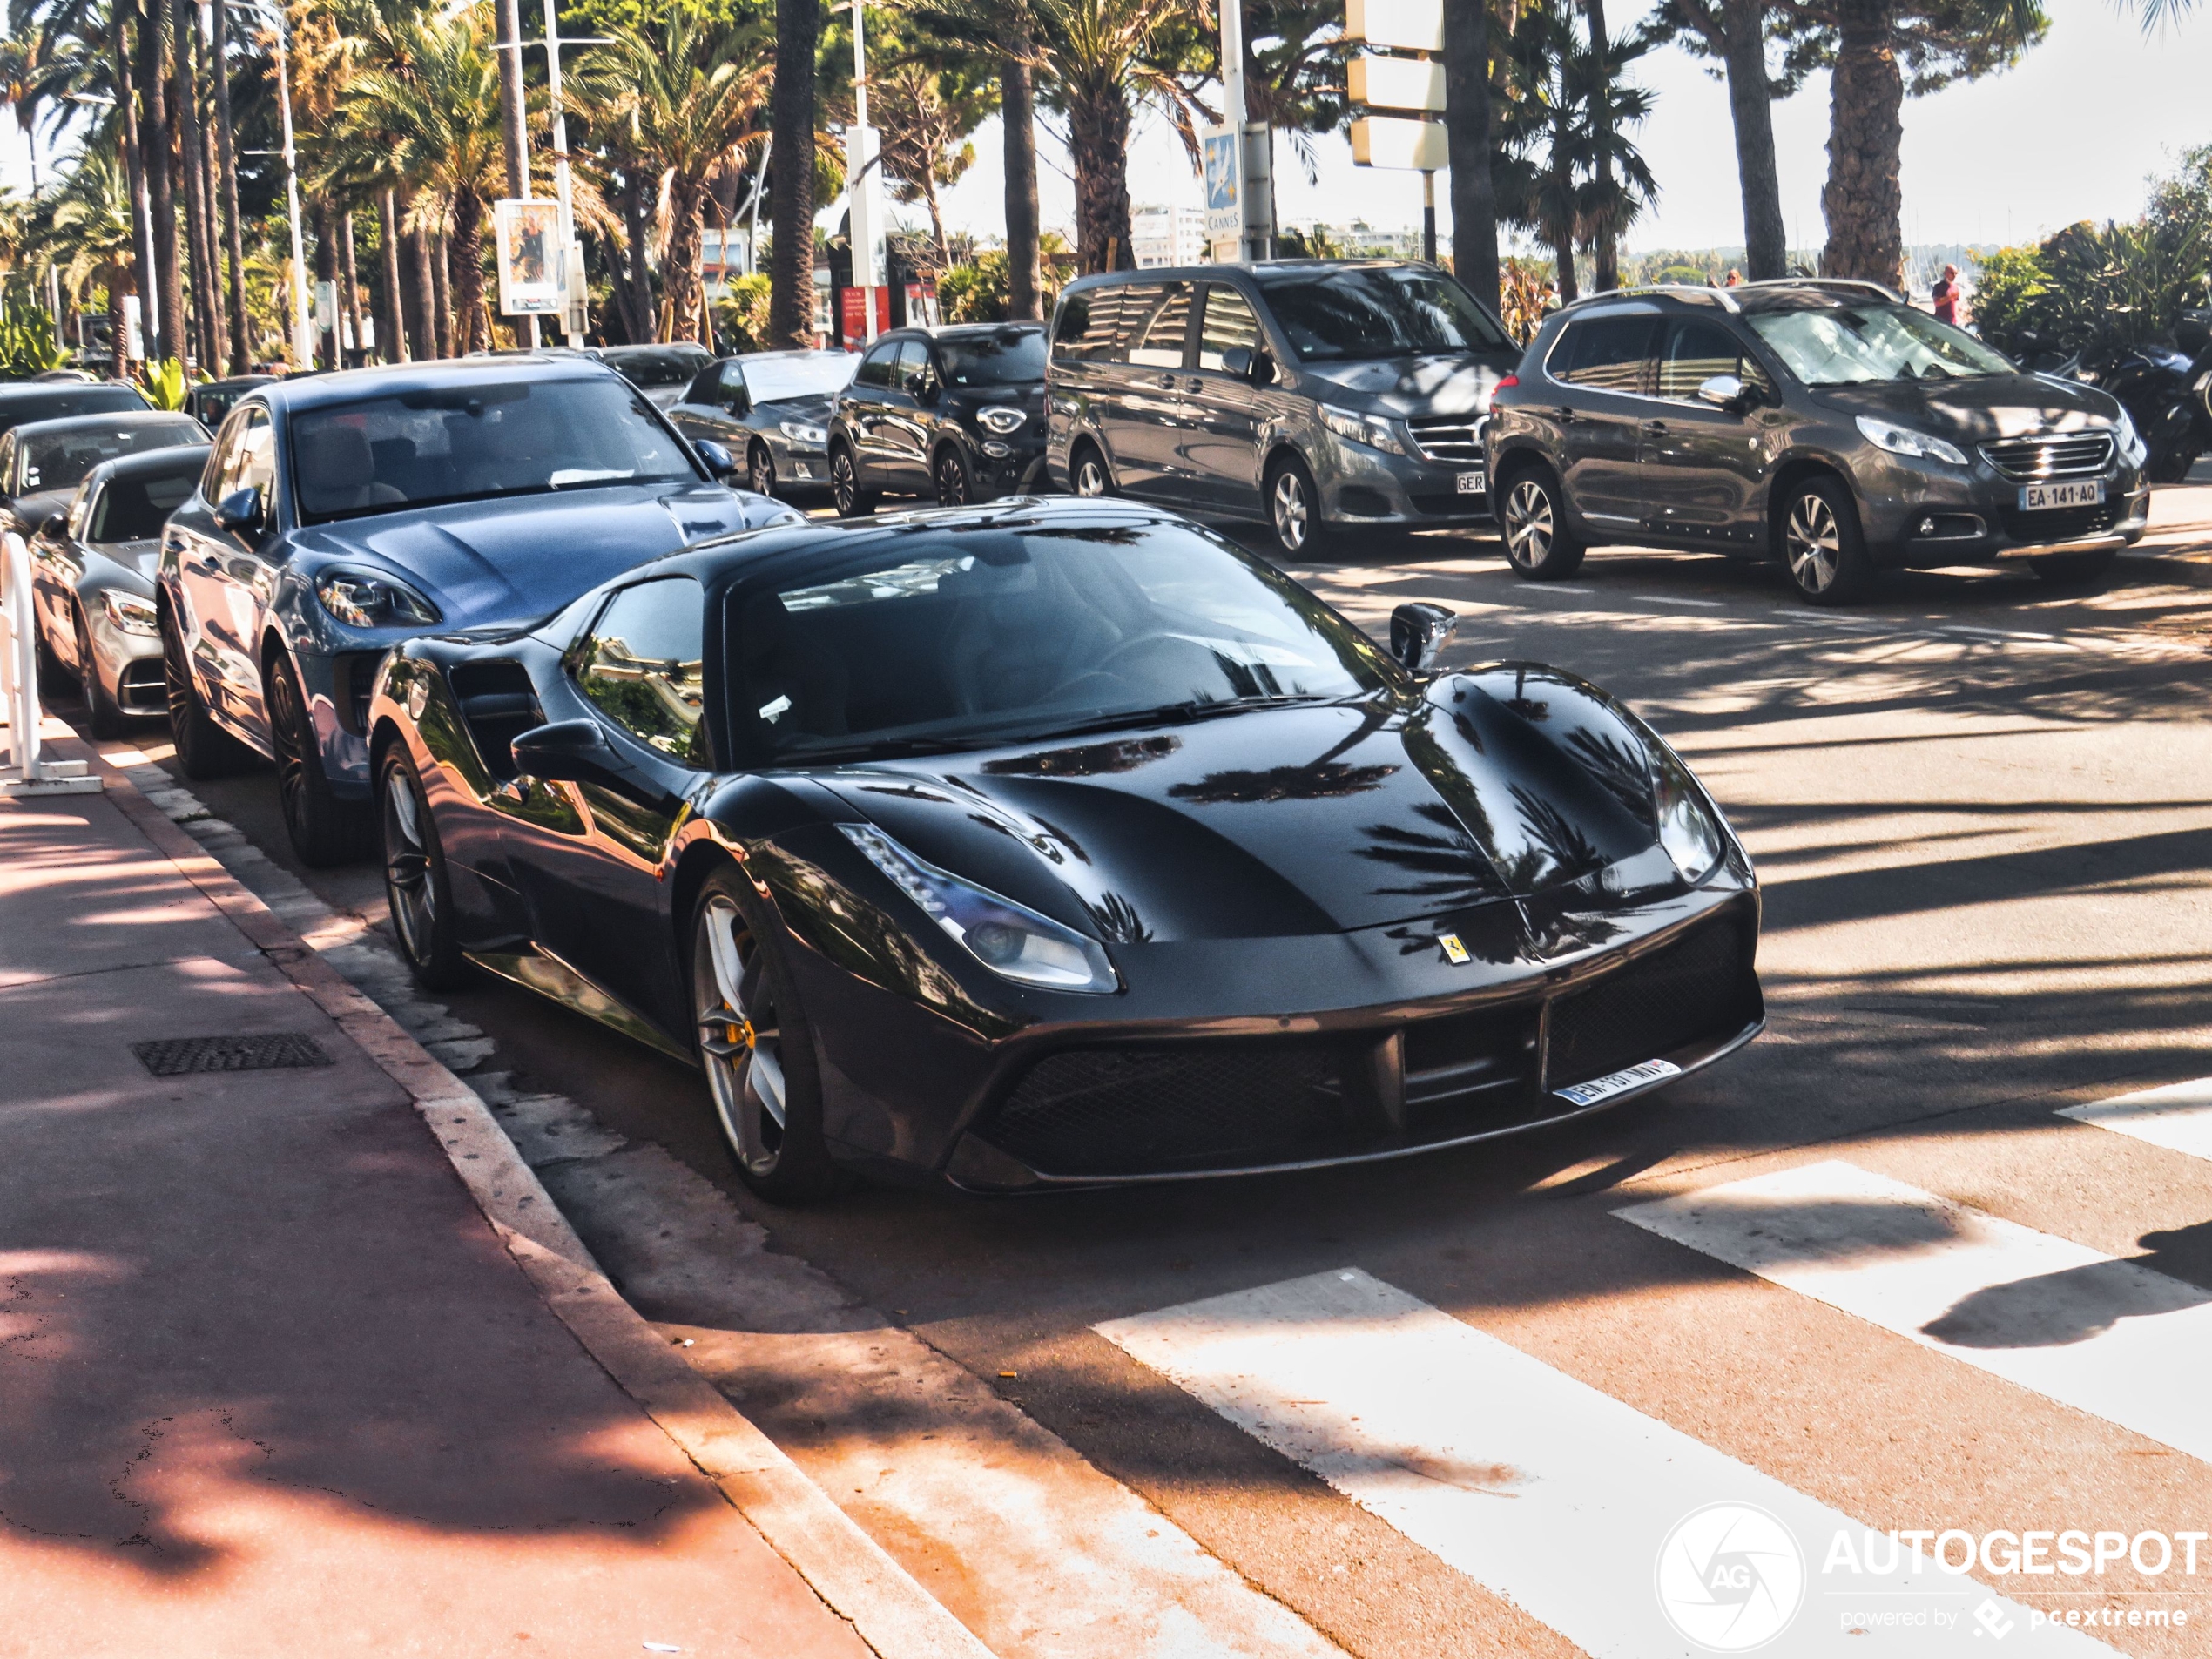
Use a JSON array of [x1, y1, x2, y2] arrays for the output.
[[1350, 115, 1448, 172], [1345, 0, 1442, 51], [496, 199, 565, 316], [1348, 54, 1446, 112], [1204, 125, 1242, 262]]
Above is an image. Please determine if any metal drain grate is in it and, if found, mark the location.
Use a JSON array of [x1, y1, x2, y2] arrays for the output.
[[132, 1034, 334, 1076]]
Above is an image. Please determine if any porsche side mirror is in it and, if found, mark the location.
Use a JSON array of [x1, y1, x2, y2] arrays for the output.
[[212, 485, 263, 531], [509, 718, 619, 785], [39, 511, 65, 539], [694, 439, 739, 479], [1390, 602, 1458, 673], [1696, 374, 1748, 410]]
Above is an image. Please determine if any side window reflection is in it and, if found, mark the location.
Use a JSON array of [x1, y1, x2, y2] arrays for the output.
[[575, 577, 710, 766]]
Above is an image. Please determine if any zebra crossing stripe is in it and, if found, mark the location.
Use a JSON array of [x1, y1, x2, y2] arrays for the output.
[[2060, 1077, 2212, 1161], [1097, 1268, 2104, 1656], [1615, 1160, 2212, 1463]]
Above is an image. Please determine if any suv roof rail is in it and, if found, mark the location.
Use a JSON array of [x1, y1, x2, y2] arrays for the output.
[[1737, 276, 1906, 305], [1561, 283, 1741, 314]]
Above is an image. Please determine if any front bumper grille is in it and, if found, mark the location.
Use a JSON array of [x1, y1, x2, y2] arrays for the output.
[[1406, 414, 1487, 465], [1996, 501, 2120, 542], [1981, 433, 2114, 482], [1546, 920, 1757, 1089]]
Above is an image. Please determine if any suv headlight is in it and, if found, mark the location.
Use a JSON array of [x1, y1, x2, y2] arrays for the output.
[[1855, 415, 1967, 467], [101, 590, 159, 637], [1652, 747, 1726, 885], [977, 406, 1027, 435], [314, 569, 442, 629], [1321, 403, 1408, 456], [2114, 409, 2148, 469], [840, 824, 1119, 994], [779, 419, 828, 447]]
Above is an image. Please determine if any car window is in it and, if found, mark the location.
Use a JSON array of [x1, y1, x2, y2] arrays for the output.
[[18, 421, 201, 495], [1554, 316, 1656, 394], [1106, 286, 1168, 365], [854, 341, 901, 388], [1197, 287, 1264, 372], [1053, 287, 1143, 365], [1657, 320, 1771, 401], [88, 459, 202, 543], [717, 361, 750, 412], [1129, 285, 1193, 369], [938, 328, 1046, 386], [898, 340, 938, 395], [602, 347, 711, 388], [66, 482, 91, 540], [0, 435, 16, 494], [229, 407, 276, 500], [574, 576, 709, 765]]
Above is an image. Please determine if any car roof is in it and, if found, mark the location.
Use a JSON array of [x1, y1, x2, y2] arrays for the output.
[[723, 347, 853, 364], [196, 374, 276, 391], [8, 409, 204, 440], [85, 442, 212, 486], [0, 381, 146, 406], [873, 322, 1045, 343], [250, 354, 627, 415], [1554, 278, 1908, 323]]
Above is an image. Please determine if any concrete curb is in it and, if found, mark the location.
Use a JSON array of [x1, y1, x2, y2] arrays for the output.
[[86, 739, 996, 1659]]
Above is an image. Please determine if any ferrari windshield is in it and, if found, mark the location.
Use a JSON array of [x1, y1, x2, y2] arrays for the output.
[[288, 377, 698, 523], [730, 516, 1391, 763], [1747, 303, 2014, 385]]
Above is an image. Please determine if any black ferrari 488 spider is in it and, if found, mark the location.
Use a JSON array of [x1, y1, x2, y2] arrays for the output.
[[368, 497, 1761, 1200]]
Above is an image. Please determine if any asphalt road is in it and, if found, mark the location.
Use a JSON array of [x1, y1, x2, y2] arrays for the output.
[[73, 482, 2212, 1658]]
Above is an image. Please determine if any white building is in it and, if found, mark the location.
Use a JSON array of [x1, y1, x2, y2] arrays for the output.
[[1132, 205, 1210, 269]]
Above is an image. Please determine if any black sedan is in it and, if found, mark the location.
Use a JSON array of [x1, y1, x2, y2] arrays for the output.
[[666, 348, 857, 500], [367, 497, 1761, 1202], [829, 323, 1049, 515]]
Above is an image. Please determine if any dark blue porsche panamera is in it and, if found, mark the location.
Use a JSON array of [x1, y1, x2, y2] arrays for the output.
[[155, 356, 799, 863]]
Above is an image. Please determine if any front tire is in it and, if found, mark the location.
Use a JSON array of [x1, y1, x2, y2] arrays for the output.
[[1069, 442, 1113, 498], [1264, 454, 1329, 557], [379, 745, 468, 990], [829, 442, 878, 518], [1777, 476, 1871, 604], [1500, 469, 1587, 580], [934, 446, 974, 507], [748, 442, 777, 497], [266, 651, 375, 867], [73, 604, 126, 739], [161, 604, 257, 779], [690, 869, 844, 1204]]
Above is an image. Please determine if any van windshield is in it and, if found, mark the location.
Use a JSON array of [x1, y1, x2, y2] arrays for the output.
[[1254, 266, 1510, 362]]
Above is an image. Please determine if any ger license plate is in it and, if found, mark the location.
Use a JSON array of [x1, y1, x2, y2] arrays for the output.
[[2020, 480, 2103, 511], [1456, 470, 1487, 496], [1553, 1057, 1682, 1108]]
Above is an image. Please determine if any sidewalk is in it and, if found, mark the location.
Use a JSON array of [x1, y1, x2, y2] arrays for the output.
[[0, 732, 891, 1658]]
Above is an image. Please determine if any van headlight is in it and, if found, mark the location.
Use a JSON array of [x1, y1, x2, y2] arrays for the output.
[[314, 569, 442, 628], [1321, 404, 1408, 456], [1652, 749, 1726, 885], [840, 824, 1119, 994], [1855, 415, 1967, 467], [2114, 409, 2148, 469]]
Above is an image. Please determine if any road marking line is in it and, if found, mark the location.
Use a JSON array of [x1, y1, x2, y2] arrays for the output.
[[1616, 1160, 2212, 1462], [1098, 1269, 2103, 1657], [2060, 1076, 2212, 1160], [1632, 594, 1727, 607]]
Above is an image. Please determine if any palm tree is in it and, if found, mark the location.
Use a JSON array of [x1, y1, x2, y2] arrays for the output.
[[1653, 0, 1788, 280], [47, 140, 138, 377], [1577, 0, 1659, 291], [1497, 6, 1589, 302], [869, 56, 991, 271], [577, 12, 773, 347]]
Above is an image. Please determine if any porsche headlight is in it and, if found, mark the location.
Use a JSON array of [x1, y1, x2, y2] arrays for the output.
[[1321, 403, 1408, 456], [2114, 409, 2148, 469], [1855, 415, 1967, 467], [977, 406, 1027, 435], [101, 590, 159, 637], [779, 419, 828, 447], [840, 824, 1118, 994], [314, 569, 442, 629], [1653, 751, 1726, 885]]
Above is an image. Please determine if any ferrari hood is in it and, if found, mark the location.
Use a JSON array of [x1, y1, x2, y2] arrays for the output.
[[818, 683, 1664, 941], [290, 483, 797, 627]]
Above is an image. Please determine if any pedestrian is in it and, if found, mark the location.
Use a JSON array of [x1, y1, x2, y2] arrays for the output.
[[1932, 263, 1965, 327], [1723, 268, 1743, 288]]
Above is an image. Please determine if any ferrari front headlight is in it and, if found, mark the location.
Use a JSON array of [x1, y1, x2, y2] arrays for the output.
[[840, 824, 1119, 994], [1652, 750, 1726, 885]]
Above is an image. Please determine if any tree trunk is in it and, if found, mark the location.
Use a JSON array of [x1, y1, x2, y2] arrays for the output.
[[379, 189, 409, 362], [1001, 48, 1041, 320], [189, 4, 228, 371], [664, 181, 707, 344], [622, 168, 657, 343], [767, 0, 821, 347], [1820, 0, 1903, 288], [211, 0, 249, 370], [1586, 0, 1619, 292], [341, 212, 364, 366], [137, 0, 181, 368], [1549, 220, 1578, 305], [402, 204, 437, 361], [171, 0, 212, 373], [112, 4, 158, 368], [451, 197, 487, 356], [433, 228, 454, 359], [1065, 79, 1133, 276], [312, 202, 336, 369], [494, 0, 529, 200], [1442, 0, 1501, 310], [1716, 0, 1786, 280]]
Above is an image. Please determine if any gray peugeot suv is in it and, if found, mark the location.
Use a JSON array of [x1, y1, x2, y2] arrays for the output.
[[1046, 260, 1521, 557], [1486, 280, 2152, 603]]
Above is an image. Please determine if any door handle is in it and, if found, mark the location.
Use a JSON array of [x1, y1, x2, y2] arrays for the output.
[[1554, 407, 1581, 425], [1642, 420, 1669, 434], [1185, 377, 1204, 393], [1157, 373, 1177, 388]]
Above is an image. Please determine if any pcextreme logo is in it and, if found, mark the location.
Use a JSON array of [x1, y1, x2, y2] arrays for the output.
[[1654, 1501, 1809, 1651]]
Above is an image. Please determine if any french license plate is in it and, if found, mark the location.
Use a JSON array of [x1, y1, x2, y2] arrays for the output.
[[1553, 1057, 1682, 1108], [1456, 470, 1486, 496], [2019, 480, 2103, 511]]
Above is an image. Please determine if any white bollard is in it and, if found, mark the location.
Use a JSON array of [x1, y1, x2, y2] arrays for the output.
[[0, 529, 101, 796]]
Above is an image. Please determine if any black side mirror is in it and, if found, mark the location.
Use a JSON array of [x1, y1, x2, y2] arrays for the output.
[[1220, 346, 1255, 381], [694, 439, 738, 479], [1248, 349, 1277, 387], [1390, 602, 1458, 672], [39, 511, 65, 539], [509, 718, 619, 785], [212, 485, 263, 531], [914, 377, 941, 405]]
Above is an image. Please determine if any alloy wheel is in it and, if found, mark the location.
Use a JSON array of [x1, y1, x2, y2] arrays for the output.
[[1505, 479, 1555, 570], [1785, 493, 1841, 595], [749, 445, 775, 496], [694, 895, 789, 1176], [269, 661, 313, 840], [1271, 469, 1311, 553], [936, 452, 970, 507], [1072, 452, 1108, 497], [382, 762, 437, 966], [831, 448, 857, 516]]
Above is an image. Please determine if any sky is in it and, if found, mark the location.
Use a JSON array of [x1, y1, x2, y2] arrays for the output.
[[926, 0, 2211, 256]]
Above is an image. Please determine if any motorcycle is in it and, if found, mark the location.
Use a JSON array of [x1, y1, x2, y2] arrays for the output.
[[2052, 309, 2212, 485]]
